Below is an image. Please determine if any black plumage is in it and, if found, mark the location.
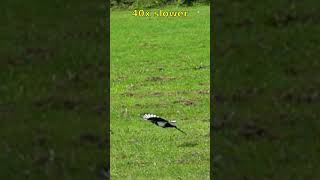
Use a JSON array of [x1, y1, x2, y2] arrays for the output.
[[141, 113, 186, 134]]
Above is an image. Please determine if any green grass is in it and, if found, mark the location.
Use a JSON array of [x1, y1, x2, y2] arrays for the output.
[[1, 1, 107, 179], [214, 1, 320, 179], [110, 5, 210, 179]]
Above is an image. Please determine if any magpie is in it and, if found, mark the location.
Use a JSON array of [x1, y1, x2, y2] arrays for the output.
[[141, 113, 186, 134]]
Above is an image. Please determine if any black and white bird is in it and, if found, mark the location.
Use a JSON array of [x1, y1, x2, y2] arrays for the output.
[[141, 113, 186, 134]]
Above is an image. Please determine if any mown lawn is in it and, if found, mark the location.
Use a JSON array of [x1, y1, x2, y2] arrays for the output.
[[110, 5, 210, 179], [213, 1, 320, 179]]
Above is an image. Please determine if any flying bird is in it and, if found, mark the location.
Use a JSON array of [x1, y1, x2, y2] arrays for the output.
[[141, 113, 186, 134]]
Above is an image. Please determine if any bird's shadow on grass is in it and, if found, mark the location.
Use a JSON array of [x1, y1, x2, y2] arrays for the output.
[[177, 142, 198, 148]]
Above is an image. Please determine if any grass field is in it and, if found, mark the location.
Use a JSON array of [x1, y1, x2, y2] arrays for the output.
[[1, 1, 107, 179], [214, 1, 320, 179], [110, 5, 210, 179]]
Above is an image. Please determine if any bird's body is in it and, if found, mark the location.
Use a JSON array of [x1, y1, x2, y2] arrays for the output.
[[141, 113, 186, 134]]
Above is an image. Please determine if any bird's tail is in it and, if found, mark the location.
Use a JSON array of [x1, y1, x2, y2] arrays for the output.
[[175, 127, 187, 135]]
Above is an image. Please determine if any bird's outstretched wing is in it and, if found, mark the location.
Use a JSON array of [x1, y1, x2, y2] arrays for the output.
[[141, 113, 167, 126], [142, 113, 160, 120], [142, 113, 163, 121], [141, 113, 186, 134]]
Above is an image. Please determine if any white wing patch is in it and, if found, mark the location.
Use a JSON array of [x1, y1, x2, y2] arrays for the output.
[[169, 121, 176, 125], [157, 121, 167, 127], [142, 113, 159, 120]]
